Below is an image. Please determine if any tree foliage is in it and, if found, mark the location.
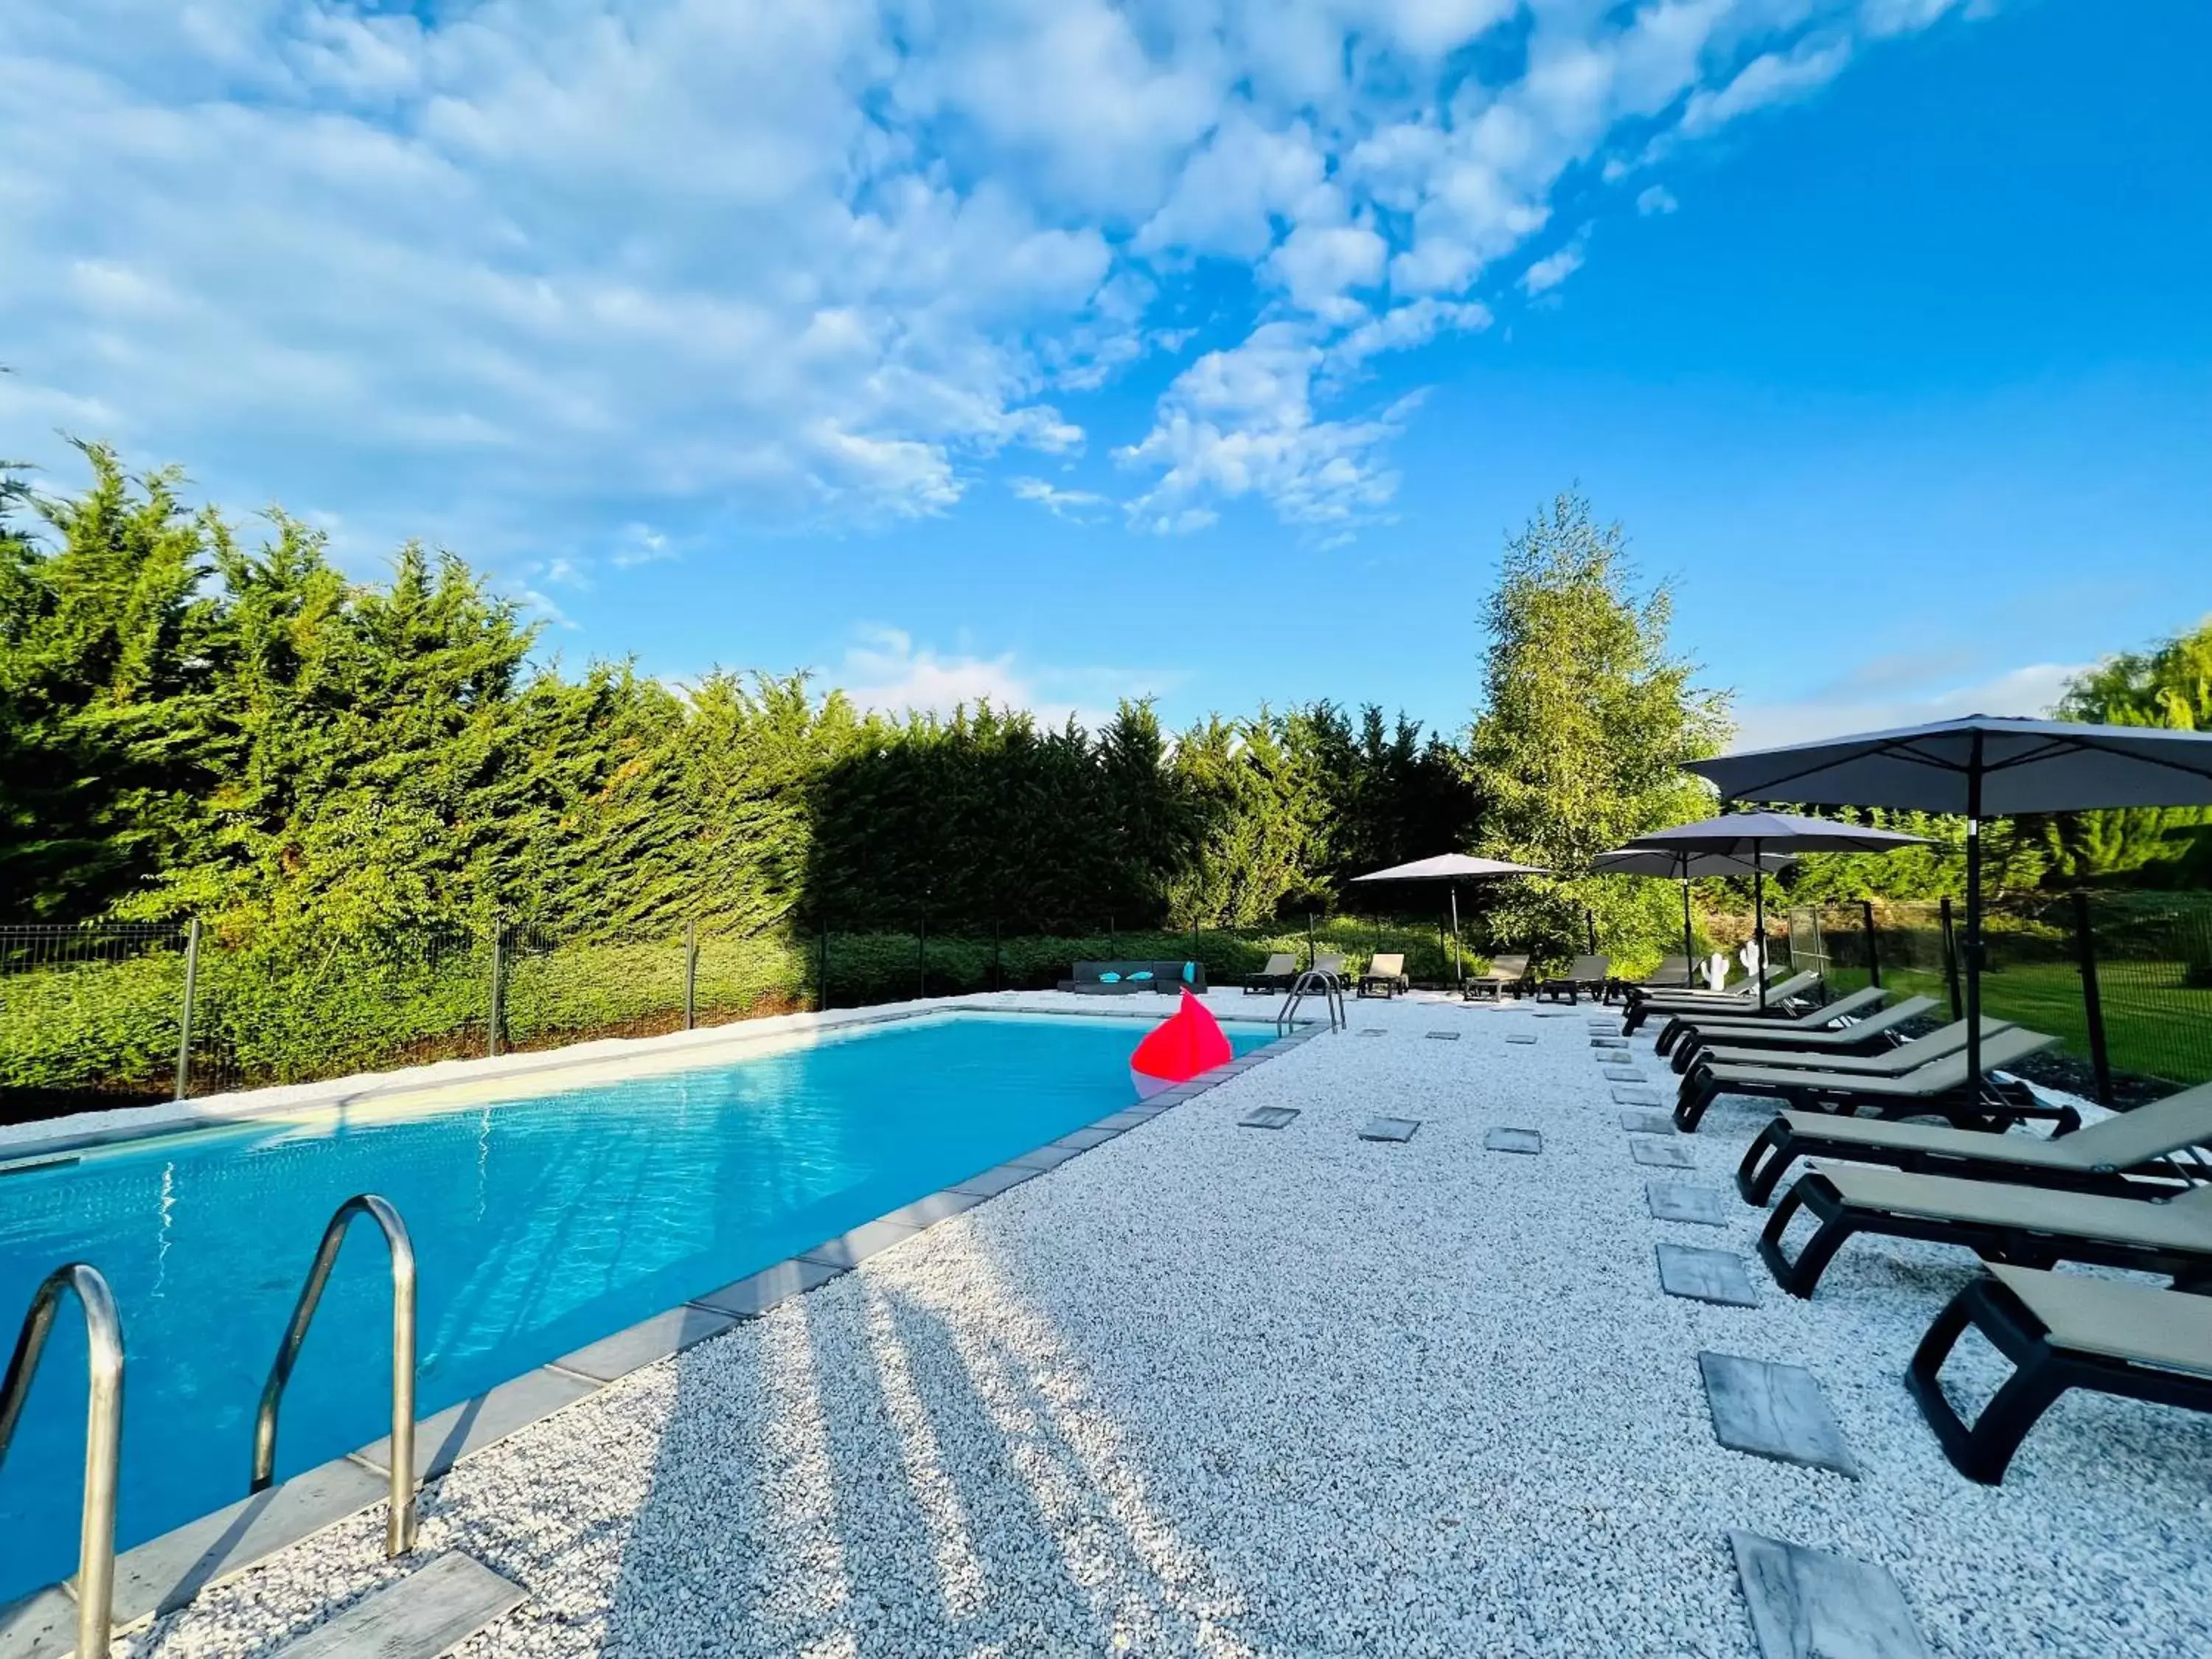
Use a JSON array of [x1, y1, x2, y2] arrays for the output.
[[1467, 491, 1732, 950]]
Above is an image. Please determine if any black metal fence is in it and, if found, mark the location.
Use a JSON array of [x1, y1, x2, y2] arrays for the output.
[[1, 911, 1468, 1122], [1782, 891, 2212, 1101]]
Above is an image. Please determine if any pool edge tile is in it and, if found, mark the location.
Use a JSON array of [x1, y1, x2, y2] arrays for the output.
[[355, 1367, 599, 1482], [693, 1256, 846, 1318], [800, 1218, 922, 1270], [555, 1304, 740, 1384]]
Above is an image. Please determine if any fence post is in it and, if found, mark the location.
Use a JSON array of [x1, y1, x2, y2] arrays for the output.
[[173, 919, 201, 1102], [487, 922, 505, 1058], [684, 919, 698, 1032], [917, 907, 928, 999], [2071, 890, 2114, 1106], [1861, 900, 1880, 989], [818, 923, 829, 1012], [992, 919, 1001, 993], [1107, 914, 1116, 956], [1585, 908, 1598, 956], [1938, 897, 1962, 1023], [1307, 911, 1317, 969]]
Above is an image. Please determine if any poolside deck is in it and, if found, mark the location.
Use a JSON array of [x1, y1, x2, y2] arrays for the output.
[[115, 990, 2212, 1657]]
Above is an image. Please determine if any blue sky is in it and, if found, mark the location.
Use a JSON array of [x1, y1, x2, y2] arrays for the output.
[[3, 0, 2205, 743]]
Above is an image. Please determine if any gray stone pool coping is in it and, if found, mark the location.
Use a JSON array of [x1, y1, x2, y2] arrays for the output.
[[0, 1004, 1324, 1656]]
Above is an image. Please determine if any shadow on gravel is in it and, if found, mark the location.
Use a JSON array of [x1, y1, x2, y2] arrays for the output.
[[602, 1248, 1256, 1657]]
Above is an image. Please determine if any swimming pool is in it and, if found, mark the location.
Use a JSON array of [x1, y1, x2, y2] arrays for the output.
[[0, 1009, 1273, 1602]]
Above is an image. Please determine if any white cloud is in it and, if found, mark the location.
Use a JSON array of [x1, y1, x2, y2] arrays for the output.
[[1733, 662, 2087, 751], [1009, 476, 1112, 521], [834, 625, 1182, 731], [1636, 184, 1680, 215], [1520, 240, 1587, 296], [0, 1, 1984, 562]]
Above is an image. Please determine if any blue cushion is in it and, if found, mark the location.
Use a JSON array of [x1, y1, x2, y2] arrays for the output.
[[1183, 961, 1197, 982], [1128, 970, 1155, 981], [1099, 971, 1121, 983]]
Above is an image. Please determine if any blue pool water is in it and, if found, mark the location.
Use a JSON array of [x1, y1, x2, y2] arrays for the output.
[[0, 1010, 1270, 1601]]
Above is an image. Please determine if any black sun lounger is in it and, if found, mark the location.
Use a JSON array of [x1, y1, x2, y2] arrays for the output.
[[1668, 994, 1935, 1074], [1622, 971, 1820, 1034], [1737, 1078, 2212, 1206], [1673, 1025, 2067, 1134], [1650, 984, 1887, 1056], [1907, 1264, 2212, 1484], [1757, 1164, 2212, 1298]]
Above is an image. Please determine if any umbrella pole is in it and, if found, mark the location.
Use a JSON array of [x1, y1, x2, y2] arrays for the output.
[[1753, 847, 1767, 1009], [1681, 878, 1694, 983], [1450, 886, 1462, 988], [1965, 736, 1985, 1088]]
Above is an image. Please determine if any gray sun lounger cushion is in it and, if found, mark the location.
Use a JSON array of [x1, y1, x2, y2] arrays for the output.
[[1652, 986, 1889, 1054], [1624, 972, 1822, 1034], [1907, 1263, 2212, 1483], [1738, 1078, 2212, 1205], [1242, 953, 1298, 993], [1692, 1017, 2011, 1080], [1669, 995, 1937, 1071], [1674, 1026, 2065, 1134], [1759, 1163, 2212, 1298]]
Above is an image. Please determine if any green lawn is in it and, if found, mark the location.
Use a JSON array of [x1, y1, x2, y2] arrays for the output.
[[1820, 962, 2212, 1089]]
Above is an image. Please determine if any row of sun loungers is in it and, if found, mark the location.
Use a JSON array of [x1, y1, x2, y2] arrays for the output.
[[1624, 980, 2212, 1484]]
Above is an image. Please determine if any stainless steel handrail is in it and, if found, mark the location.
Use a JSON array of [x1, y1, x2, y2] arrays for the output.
[[1, 1262, 124, 1658], [251, 1194, 417, 1557], [1277, 969, 1345, 1034]]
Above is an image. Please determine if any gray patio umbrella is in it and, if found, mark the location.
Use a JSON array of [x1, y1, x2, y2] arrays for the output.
[[1621, 813, 1928, 1006], [1688, 714, 2212, 1083], [1348, 853, 1549, 985], [1592, 847, 1798, 984]]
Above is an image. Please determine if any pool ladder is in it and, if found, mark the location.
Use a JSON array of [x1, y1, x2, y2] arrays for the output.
[[254, 1193, 420, 1557], [1277, 968, 1346, 1034], [1, 1263, 124, 1658]]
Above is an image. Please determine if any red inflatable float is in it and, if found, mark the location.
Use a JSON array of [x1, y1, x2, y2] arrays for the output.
[[1129, 989, 1233, 1099]]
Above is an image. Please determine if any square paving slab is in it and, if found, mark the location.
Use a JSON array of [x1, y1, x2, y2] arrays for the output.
[[1602, 1067, 1648, 1083], [1646, 1181, 1731, 1226], [1239, 1105, 1299, 1130], [1619, 1110, 1675, 1135], [1699, 1352, 1859, 1477], [1590, 1037, 1629, 1049], [1631, 1138, 1694, 1169], [1484, 1127, 1543, 1155], [1730, 1531, 1930, 1659], [1505, 1034, 1537, 1045], [1360, 1116, 1420, 1142], [1424, 1030, 1461, 1041], [1613, 1087, 1666, 1107], [1656, 1243, 1760, 1307]]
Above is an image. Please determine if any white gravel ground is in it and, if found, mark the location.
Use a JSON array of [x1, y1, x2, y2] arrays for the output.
[[114, 991, 2212, 1658]]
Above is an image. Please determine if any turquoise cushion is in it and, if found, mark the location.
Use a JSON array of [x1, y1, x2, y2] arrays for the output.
[[1129, 970, 1154, 981], [1183, 961, 1197, 982], [1099, 971, 1121, 983]]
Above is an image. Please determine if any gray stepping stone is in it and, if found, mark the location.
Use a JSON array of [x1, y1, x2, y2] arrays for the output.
[[274, 1551, 527, 1659], [1239, 1105, 1299, 1130], [1360, 1116, 1420, 1142], [1484, 1127, 1543, 1155], [1360, 1027, 1387, 1035], [1699, 1352, 1859, 1477], [1602, 1067, 1647, 1083], [1657, 1243, 1759, 1307], [1730, 1531, 1930, 1659], [1590, 1036, 1629, 1049], [1613, 1087, 1666, 1107], [1620, 1110, 1675, 1135], [1505, 1034, 1537, 1045], [1646, 1182, 1730, 1226], [1424, 1030, 1461, 1041], [1631, 1138, 1694, 1169]]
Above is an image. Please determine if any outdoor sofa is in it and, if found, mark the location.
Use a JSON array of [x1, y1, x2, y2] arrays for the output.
[[1672, 1023, 2067, 1134], [1759, 1162, 2212, 1298], [1736, 1077, 2212, 1205], [1907, 1263, 2212, 1484], [1242, 953, 1298, 995], [1059, 959, 1207, 995], [1357, 953, 1411, 998]]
